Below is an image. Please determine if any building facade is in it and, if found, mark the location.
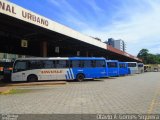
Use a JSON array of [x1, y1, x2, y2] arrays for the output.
[[107, 38, 126, 52]]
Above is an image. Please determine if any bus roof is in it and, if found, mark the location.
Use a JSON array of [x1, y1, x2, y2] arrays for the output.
[[106, 60, 119, 62], [118, 62, 127, 64], [126, 62, 137, 63], [15, 57, 69, 60], [69, 57, 105, 60], [137, 63, 144, 64], [15, 57, 105, 61]]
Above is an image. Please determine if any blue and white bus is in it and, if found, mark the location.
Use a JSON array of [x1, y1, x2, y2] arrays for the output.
[[106, 60, 119, 77], [118, 62, 128, 76], [11, 57, 107, 82], [126, 62, 138, 74]]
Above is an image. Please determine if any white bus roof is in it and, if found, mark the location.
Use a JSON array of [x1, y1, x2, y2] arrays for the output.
[[15, 57, 69, 61], [15, 57, 105, 61], [126, 62, 137, 63]]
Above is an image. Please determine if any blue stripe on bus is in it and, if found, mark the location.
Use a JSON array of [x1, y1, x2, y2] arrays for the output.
[[69, 68, 73, 79], [65, 75, 67, 80], [67, 71, 70, 79], [71, 70, 75, 79]]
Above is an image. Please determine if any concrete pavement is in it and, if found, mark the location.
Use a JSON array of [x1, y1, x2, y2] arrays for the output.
[[0, 72, 160, 114]]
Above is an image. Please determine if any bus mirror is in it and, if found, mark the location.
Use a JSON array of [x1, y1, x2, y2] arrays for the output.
[[13, 69, 17, 72]]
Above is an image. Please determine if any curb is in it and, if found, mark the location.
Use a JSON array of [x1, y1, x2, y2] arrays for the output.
[[0, 87, 13, 94], [0, 81, 67, 87], [0, 81, 66, 94]]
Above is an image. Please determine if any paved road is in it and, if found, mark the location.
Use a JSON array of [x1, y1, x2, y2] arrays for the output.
[[0, 72, 160, 114]]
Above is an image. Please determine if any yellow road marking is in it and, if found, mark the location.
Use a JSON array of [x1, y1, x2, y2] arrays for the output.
[[147, 85, 160, 115]]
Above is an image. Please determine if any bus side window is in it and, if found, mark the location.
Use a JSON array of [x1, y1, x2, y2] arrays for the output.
[[92, 60, 96, 67], [71, 60, 81, 68], [56, 60, 68, 68], [95, 60, 106, 67], [80, 61, 84, 68], [28, 60, 43, 70], [43, 60, 55, 68], [83, 60, 93, 68]]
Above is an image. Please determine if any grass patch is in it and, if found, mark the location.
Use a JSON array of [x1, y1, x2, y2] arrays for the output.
[[0, 89, 32, 95]]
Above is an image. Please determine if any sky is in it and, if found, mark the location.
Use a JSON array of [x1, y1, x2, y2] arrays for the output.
[[10, 0, 160, 56]]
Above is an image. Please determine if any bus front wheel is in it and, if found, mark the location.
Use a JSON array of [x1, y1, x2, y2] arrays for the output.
[[27, 74, 38, 82], [76, 74, 85, 82]]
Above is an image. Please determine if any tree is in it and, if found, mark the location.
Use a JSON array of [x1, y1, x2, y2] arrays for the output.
[[137, 49, 149, 64], [137, 49, 160, 64], [147, 54, 157, 64], [137, 49, 149, 57]]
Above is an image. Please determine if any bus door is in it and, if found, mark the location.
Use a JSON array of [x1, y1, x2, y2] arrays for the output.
[[81, 60, 94, 78], [93, 60, 107, 78], [71, 60, 96, 79], [70, 60, 84, 79]]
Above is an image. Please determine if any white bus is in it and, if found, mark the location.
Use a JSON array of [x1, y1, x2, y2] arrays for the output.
[[137, 63, 144, 73], [127, 62, 138, 74], [11, 57, 107, 82]]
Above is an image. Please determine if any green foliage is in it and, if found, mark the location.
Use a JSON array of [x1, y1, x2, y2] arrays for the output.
[[137, 49, 149, 57], [0, 89, 32, 95], [137, 49, 160, 64]]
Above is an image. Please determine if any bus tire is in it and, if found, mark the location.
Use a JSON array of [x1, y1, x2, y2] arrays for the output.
[[76, 74, 85, 82], [27, 74, 38, 82]]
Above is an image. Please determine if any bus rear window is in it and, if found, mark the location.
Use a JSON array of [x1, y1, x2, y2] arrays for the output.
[[119, 64, 126, 68], [107, 62, 117, 68], [128, 63, 137, 67], [138, 64, 144, 67]]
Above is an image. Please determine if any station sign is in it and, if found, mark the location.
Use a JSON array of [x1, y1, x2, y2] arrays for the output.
[[0, 0, 112, 52], [21, 40, 28, 48], [0, 0, 49, 27], [77, 51, 80, 56], [55, 47, 59, 53]]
